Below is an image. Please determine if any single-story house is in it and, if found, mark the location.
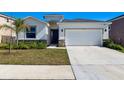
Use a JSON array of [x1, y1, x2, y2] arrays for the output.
[[18, 15, 111, 46], [0, 14, 111, 46], [109, 15, 124, 46], [0, 14, 16, 43]]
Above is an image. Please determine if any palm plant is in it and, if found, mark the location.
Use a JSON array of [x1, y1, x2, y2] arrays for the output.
[[0, 18, 28, 46]]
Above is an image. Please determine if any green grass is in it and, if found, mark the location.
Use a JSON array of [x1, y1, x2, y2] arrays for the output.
[[0, 49, 70, 65]]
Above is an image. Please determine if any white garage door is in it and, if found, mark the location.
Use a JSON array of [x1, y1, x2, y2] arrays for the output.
[[65, 29, 102, 46]]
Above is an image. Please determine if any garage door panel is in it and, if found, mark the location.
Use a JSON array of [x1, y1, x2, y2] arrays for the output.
[[65, 29, 102, 46]]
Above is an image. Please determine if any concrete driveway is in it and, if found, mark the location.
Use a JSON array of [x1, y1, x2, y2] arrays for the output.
[[67, 46, 124, 80]]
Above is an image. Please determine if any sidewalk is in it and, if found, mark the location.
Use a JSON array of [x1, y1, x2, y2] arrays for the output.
[[0, 65, 75, 80]]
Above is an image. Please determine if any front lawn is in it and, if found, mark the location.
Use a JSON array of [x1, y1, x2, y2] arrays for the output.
[[0, 49, 70, 65]]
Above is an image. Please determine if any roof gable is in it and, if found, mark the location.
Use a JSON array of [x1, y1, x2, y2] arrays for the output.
[[24, 16, 48, 26]]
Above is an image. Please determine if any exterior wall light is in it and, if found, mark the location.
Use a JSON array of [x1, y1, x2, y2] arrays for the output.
[[104, 29, 107, 32]]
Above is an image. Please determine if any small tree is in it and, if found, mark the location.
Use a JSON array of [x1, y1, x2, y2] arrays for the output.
[[0, 18, 28, 47]]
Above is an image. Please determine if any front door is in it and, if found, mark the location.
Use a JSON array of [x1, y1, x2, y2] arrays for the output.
[[51, 29, 59, 44]]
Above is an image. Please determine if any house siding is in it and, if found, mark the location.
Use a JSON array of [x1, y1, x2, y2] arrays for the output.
[[110, 18, 124, 46], [59, 22, 110, 40], [18, 17, 49, 44], [58, 22, 111, 46]]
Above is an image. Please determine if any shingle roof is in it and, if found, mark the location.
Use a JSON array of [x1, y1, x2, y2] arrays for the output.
[[63, 18, 104, 22], [108, 14, 124, 21], [0, 13, 15, 20]]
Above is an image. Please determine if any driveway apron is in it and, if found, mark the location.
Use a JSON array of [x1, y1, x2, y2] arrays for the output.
[[67, 46, 124, 80]]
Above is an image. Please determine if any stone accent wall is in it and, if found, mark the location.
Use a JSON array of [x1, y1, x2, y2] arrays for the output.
[[58, 40, 65, 47]]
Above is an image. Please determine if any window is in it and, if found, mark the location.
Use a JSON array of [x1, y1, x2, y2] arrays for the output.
[[26, 26, 36, 38], [30, 26, 36, 33], [26, 33, 36, 38], [7, 18, 9, 22]]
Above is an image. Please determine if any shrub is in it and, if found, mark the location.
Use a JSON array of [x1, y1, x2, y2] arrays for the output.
[[0, 41, 47, 50], [0, 43, 16, 49], [18, 42, 29, 49], [0, 43, 8, 49], [37, 42, 47, 49], [103, 39, 113, 47], [26, 41, 37, 49], [12, 44, 18, 49], [108, 43, 123, 50], [103, 39, 124, 51], [18, 41, 47, 49]]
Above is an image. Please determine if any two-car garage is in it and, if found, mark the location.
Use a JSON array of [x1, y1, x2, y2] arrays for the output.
[[59, 21, 111, 46], [65, 29, 102, 46]]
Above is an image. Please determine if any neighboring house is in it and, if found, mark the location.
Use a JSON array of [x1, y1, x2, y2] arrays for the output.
[[0, 14, 111, 46], [0, 14, 16, 43], [109, 15, 124, 46]]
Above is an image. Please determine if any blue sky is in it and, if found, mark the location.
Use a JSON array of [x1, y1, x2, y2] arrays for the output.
[[1, 12, 124, 21]]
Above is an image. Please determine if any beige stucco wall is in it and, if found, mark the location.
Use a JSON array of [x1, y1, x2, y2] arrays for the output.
[[0, 16, 16, 43]]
